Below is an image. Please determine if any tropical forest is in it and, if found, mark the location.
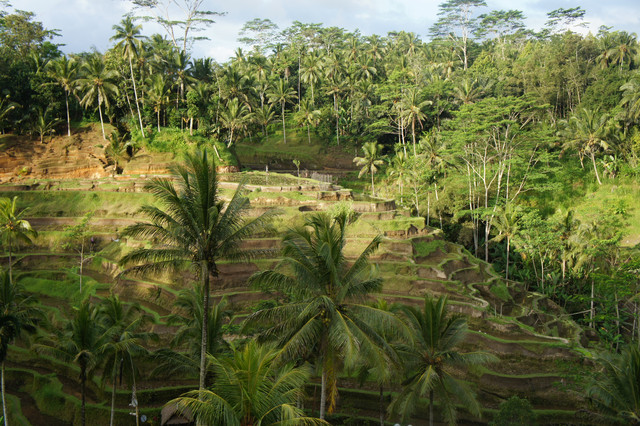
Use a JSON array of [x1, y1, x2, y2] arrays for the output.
[[0, 0, 639, 424]]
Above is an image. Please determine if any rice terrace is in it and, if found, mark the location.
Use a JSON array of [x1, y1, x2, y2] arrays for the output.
[[0, 0, 640, 425]]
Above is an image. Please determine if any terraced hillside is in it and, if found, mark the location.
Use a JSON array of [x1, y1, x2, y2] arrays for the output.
[[0, 170, 598, 425]]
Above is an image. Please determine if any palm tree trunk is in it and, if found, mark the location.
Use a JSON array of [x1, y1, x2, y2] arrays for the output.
[[81, 366, 86, 426], [320, 366, 327, 420], [307, 124, 311, 144], [199, 261, 210, 394], [412, 116, 417, 157], [227, 127, 234, 149], [429, 389, 434, 426], [371, 170, 375, 197], [157, 109, 161, 133], [379, 385, 384, 426], [129, 57, 145, 138], [110, 361, 117, 426], [65, 91, 71, 137], [98, 102, 106, 140], [506, 236, 510, 280], [7, 235, 12, 284], [2, 361, 8, 426], [281, 102, 286, 144], [591, 151, 602, 185], [590, 279, 595, 328], [79, 241, 84, 294]]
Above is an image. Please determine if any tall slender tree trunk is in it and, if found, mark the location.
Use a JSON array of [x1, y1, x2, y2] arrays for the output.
[[7, 235, 12, 284], [505, 236, 510, 280], [65, 91, 71, 137], [2, 361, 7, 426], [320, 366, 327, 420], [591, 152, 602, 185], [429, 389, 434, 426], [199, 261, 212, 394], [281, 102, 286, 144], [98, 102, 106, 140], [379, 385, 384, 426], [371, 170, 375, 197], [157, 110, 161, 133], [411, 116, 417, 157], [129, 57, 145, 138], [79, 241, 84, 294], [110, 361, 117, 426], [81, 366, 86, 426], [590, 279, 595, 328]]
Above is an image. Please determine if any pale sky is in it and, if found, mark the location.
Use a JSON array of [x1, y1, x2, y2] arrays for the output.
[[12, 0, 640, 62]]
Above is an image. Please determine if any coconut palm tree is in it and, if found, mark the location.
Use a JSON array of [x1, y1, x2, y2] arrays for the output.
[[492, 204, 522, 280], [253, 104, 275, 138], [588, 345, 640, 423], [0, 269, 40, 426], [297, 99, 321, 144], [401, 88, 432, 156], [267, 78, 297, 144], [389, 295, 496, 426], [34, 301, 108, 426], [146, 73, 171, 132], [77, 54, 119, 140], [98, 295, 156, 426], [171, 341, 328, 425], [111, 17, 146, 137], [152, 285, 231, 379], [29, 106, 61, 143], [46, 55, 80, 137], [0, 197, 37, 284], [300, 52, 323, 104], [354, 142, 386, 197], [246, 212, 404, 419], [220, 98, 252, 148], [561, 108, 611, 185], [120, 149, 275, 394]]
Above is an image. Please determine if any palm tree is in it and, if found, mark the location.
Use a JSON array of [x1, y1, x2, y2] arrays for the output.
[[220, 98, 252, 148], [146, 73, 171, 132], [0, 95, 18, 134], [120, 149, 275, 394], [492, 204, 522, 280], [246, 212, 404, 419], [588, 345, 640, 423], [98, 295, 156, 426], [606, 32, 638, 69], [402, 88, 432, 156], [46, 56, 80, 137], [0, 197, 37, 284], [29, 106, 61, 143], [389, 295, 496, 426], [77, 54, 119, 140], [561, 108, 611, 185], [297, 99, 321, 144], [300, 53, 323, 104], [325, 75, 346, 145], [253, 104, 275, 138], [172, 341, 328, 425], [154, 285, 231, 379], [267, 78, 297, 144], [0, 269, 40, 426], [111, 17, 146, 137], [354, 142, 385, 197], [34, 301, 108, 426]]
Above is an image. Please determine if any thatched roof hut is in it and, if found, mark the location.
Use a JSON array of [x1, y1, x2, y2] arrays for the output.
[[160, 403, 194, 425]]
